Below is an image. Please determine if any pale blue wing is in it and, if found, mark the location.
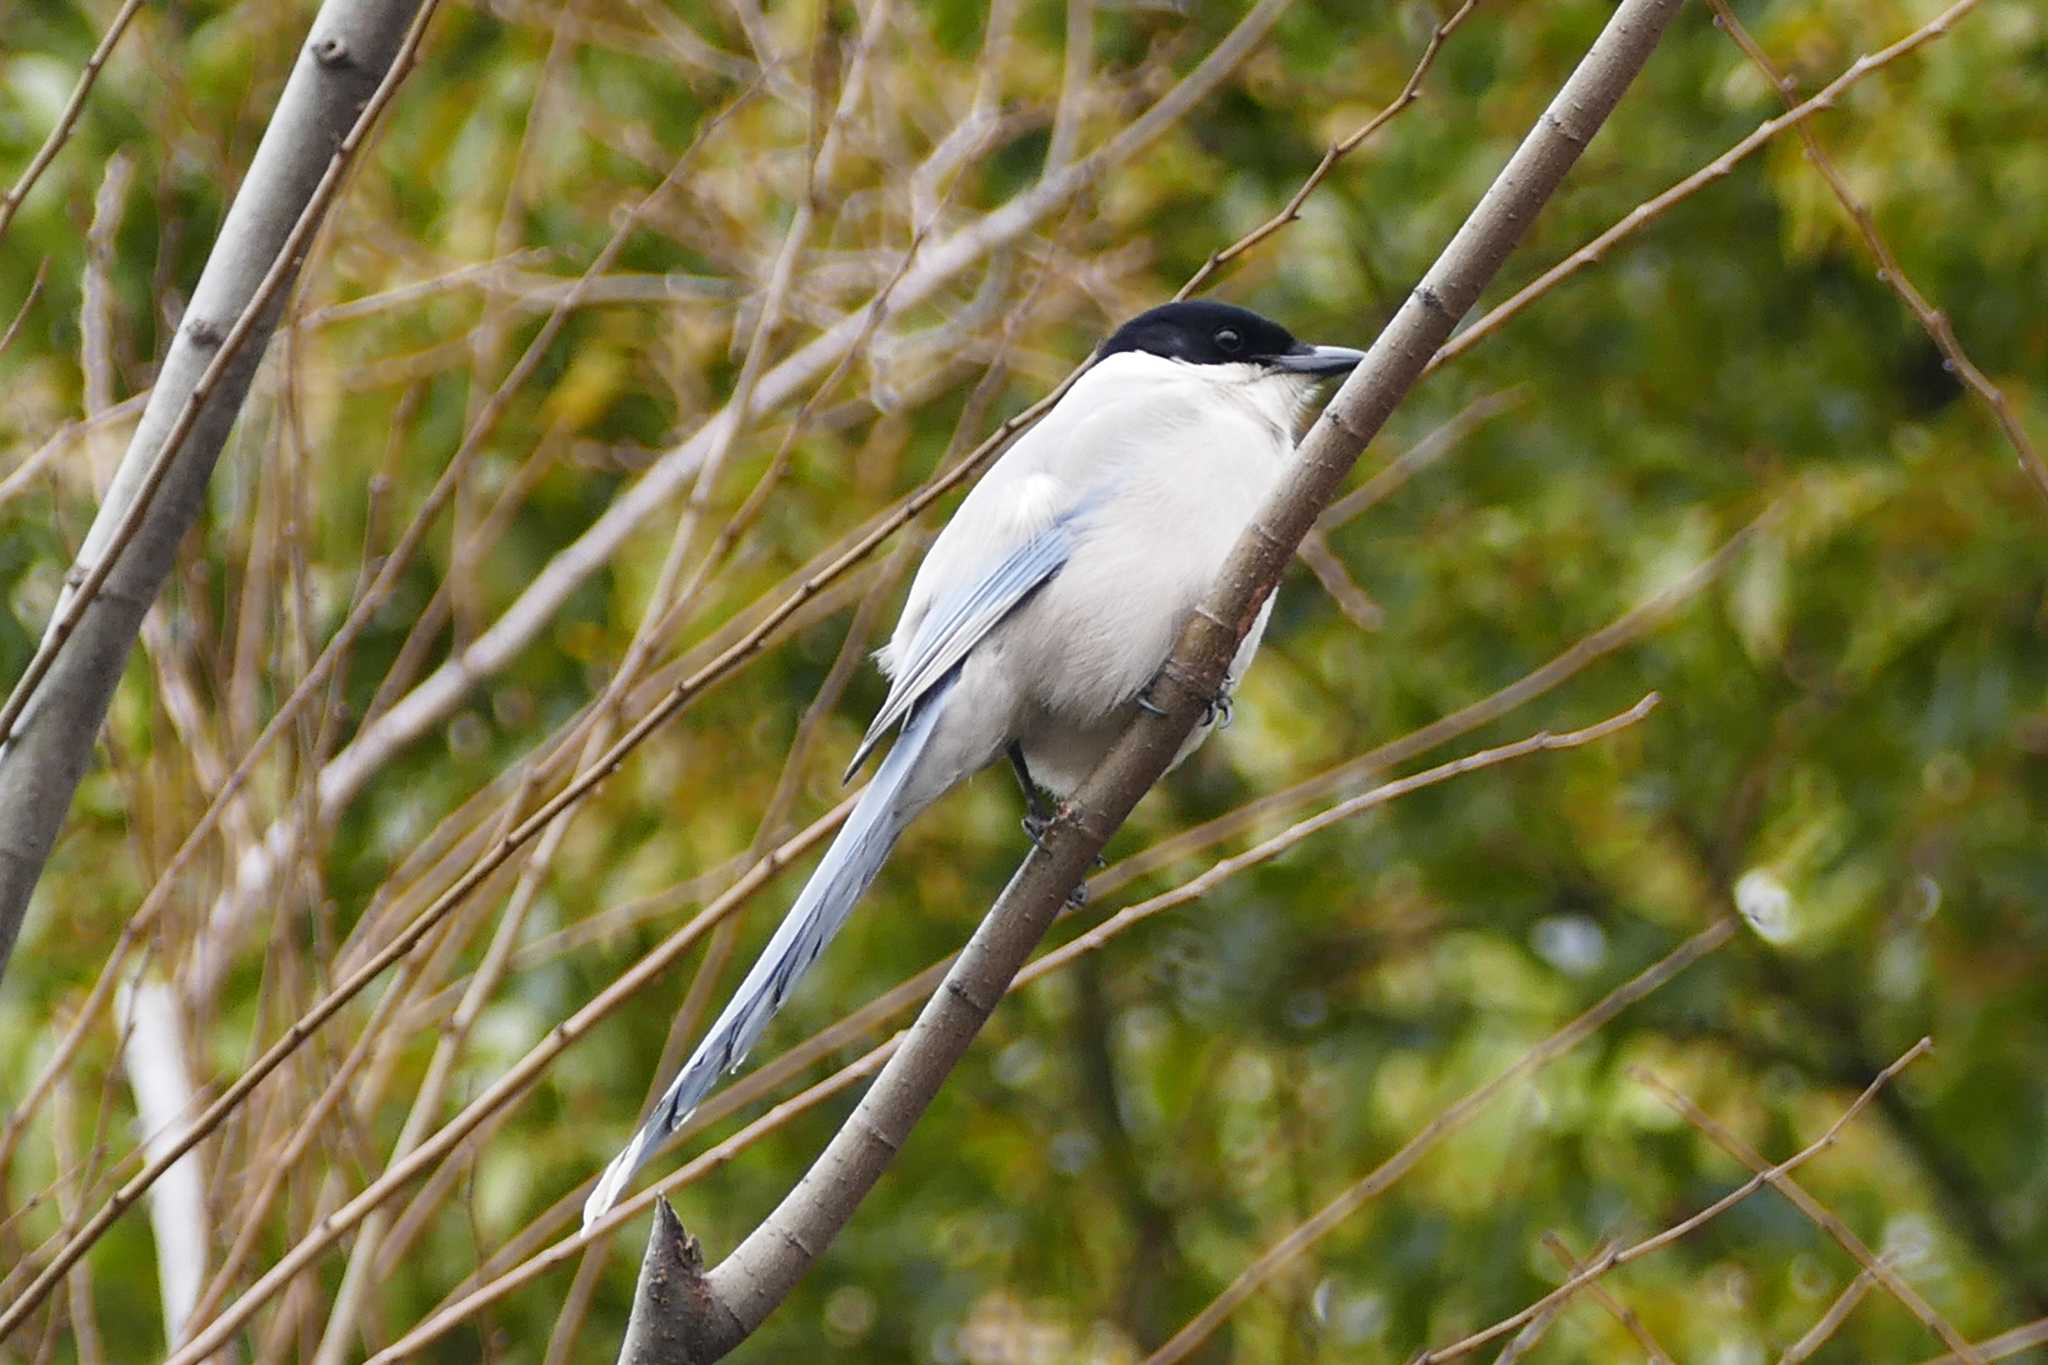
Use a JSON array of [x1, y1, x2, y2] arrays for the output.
[[842, 520, 1073, 781]]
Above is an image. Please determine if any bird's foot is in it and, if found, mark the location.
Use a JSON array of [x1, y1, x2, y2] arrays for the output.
[[1201, 689, 1235, 729], [1135, 661, 1196, 716], [1021, 804, 1102, 906], [1021, 810, 1052, 851], [1137, 665, 1236, 727]]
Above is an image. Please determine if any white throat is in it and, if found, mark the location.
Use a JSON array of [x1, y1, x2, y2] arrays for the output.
[[1085, 350, 1314, 446]]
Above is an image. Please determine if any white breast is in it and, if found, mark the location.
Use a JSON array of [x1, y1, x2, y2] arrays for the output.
[[1002, 352, 1300, 722], [876, 350, 1309, 798]]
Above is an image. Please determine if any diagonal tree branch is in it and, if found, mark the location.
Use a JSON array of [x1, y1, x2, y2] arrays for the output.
[[367, 697, 1665, 1361], [1172, 0, 1482, 302], [609, 2, 1687, 1357], [1911, 1318, 2048, 1365], [0, 0, 436, 983], [1428, 0, 1983, 381]]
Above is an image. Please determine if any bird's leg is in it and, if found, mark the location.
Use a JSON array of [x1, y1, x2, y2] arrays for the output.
[[1009, 743, 1098, 907], [1009, 742, 1056, 849]]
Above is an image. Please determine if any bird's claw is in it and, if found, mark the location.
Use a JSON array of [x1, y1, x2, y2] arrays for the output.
[[1137, 669, 1236, 727], [1022, 807, 1102, 906], [1201, 691, 1235, 729]]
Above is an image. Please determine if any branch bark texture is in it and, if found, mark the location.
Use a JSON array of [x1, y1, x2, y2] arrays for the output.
[[0, 0, 428, 981], [620, 0, 1687, 1356], [617, 1200, 713, 1365]]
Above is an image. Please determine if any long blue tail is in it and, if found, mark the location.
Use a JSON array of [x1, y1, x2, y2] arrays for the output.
[[582, 681, 952, 1226]]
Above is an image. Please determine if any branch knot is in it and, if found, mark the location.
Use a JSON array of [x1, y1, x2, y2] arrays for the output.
[[310, 35, 352, 68]]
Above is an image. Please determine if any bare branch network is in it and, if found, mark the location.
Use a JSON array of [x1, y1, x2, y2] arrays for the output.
[[0, 0, 2041, 1360]]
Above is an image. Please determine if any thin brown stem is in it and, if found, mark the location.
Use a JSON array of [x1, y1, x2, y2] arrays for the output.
[[1175, 0, 1482, 300], [0, 0, 147, 245], [1540, 1232, 1675, 1364], [1429, 0, 1984, 380], [1150, 919, 1731, 1364], [1411, 1039, 1934, 1364], [1698, 0, 2043, 502], [1632, 1066, 1985, 1363]]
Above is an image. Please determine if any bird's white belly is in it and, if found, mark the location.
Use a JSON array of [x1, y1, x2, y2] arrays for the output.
[[1004, 449, 1283, 795]]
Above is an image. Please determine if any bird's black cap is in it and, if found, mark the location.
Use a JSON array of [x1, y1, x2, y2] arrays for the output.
[[1099, 300, 1304, 368]]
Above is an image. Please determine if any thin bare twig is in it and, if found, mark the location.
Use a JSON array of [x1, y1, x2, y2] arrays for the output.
[[1094, 514, 1765, 904], [1493, 1247, 1586, 1365], [1411, 1039, 1934, 1364], [0, 0, 146, 245], [1430, 0, 1985, 379], [1540, 1232, 1675, 1365], [1699, 0, 2044, 503], [48, 1081, 108, 1365], [1296, 530, 1384, 630], [0, 260, 50, 361], [1782, 1268, 1880, 1364], [1175, 0, 1482, 300], [1911, 1317, 2048, 1365], [1632, 1065, 1985, 1363], [1048, 697, 1664, 986], [1149, 918, 1730, 1364], [1314, 386, 1526, 533]]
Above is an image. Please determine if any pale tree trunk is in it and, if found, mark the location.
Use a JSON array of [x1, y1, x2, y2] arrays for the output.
[[115, 976, 210, 1356], [611, 0, 1688, 1357], [0, 0, 429, 982]]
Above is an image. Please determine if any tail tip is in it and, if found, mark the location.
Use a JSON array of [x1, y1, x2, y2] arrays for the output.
[[582, 1134, 645, 1230]]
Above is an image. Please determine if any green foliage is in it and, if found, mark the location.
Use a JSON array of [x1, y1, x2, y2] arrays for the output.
[[3, 0, 2046, 1361]]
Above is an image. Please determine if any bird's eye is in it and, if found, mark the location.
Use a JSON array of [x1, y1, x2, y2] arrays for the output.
[[1214, 328, 1243, 354]]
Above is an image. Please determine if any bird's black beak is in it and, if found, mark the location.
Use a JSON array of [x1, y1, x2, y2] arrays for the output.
[[1270, 342, 1366, 377]]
